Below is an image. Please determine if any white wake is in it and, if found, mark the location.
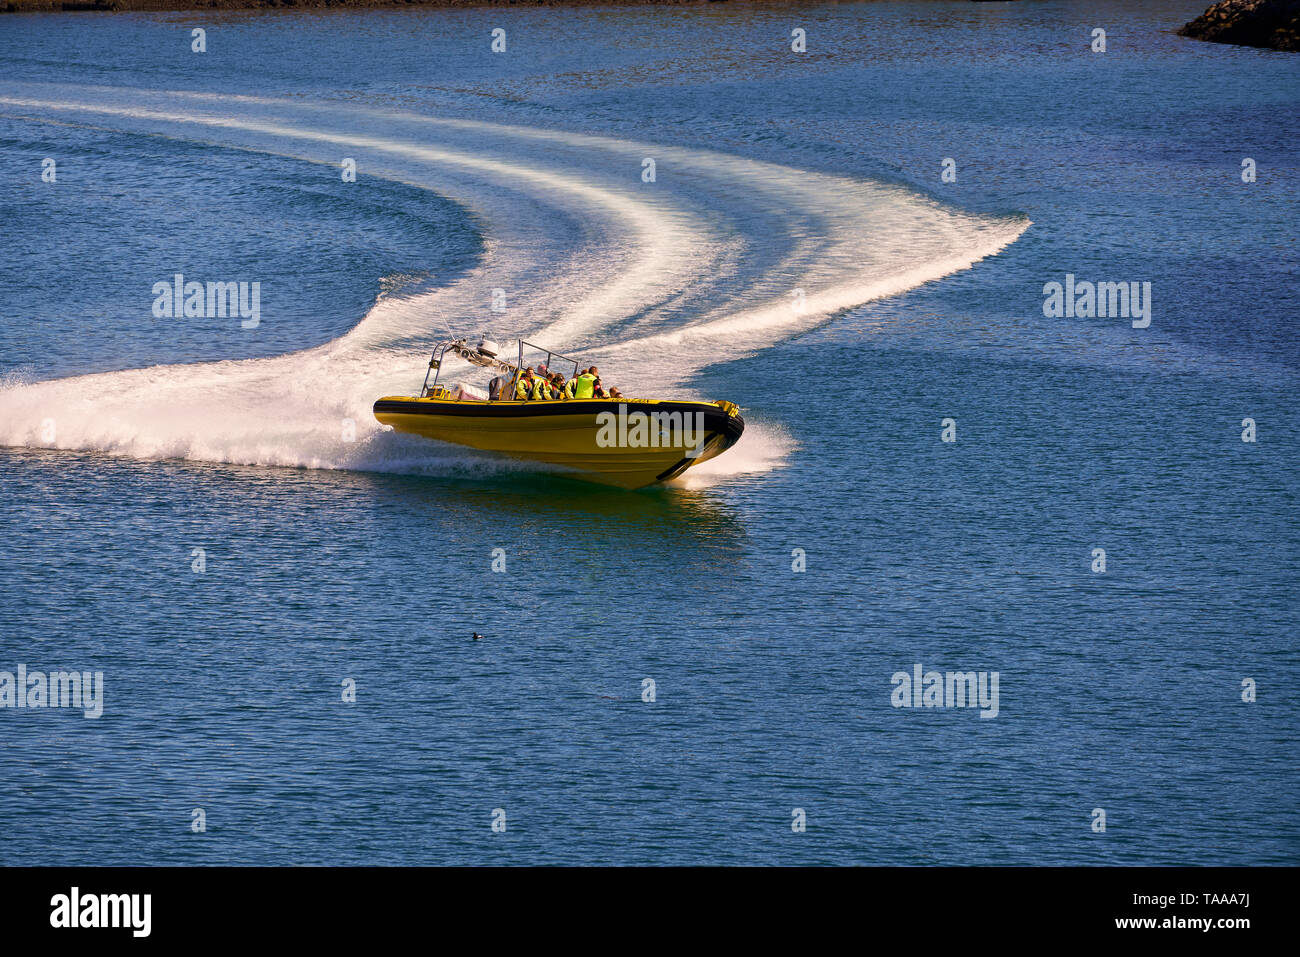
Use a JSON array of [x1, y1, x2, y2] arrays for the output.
[[0, 86, 1029, 485]]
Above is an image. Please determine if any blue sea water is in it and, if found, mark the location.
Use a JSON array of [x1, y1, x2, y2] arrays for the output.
[[0, 1, 1296, 865]]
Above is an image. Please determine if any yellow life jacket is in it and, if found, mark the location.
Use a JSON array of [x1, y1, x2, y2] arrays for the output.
[[531, 377, 551, 400], [573, 373, 597, 399], [515, 375, 532, 400]]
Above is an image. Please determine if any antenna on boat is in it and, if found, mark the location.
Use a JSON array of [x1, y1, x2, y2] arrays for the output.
[[435, 313, 457, 338]]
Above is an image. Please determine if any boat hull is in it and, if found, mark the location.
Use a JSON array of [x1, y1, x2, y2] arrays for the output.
[[372, 396, 745, 489]]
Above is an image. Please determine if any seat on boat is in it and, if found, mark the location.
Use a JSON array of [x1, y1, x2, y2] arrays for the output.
[[451, 382, 489, 401]]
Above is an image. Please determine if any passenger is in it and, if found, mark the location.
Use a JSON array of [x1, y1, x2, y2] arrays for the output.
[[573, 366, 598, 399], [564, 369, 583, 399], [514, 367, 536, 400], [530, 371, 551, 401], [551, 373, 566, 399], [608, 387, 624, 399]]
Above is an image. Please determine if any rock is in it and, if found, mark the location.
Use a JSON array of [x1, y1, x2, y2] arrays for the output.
[[1178, 0, 1300, 52]]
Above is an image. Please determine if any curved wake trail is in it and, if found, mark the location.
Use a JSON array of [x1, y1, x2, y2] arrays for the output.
[[0, 86, 1029, 484]]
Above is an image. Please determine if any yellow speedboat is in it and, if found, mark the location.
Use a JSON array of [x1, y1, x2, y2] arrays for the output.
[[373, 338, 744, 489]]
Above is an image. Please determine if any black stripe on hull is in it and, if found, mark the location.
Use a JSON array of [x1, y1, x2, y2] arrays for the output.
[[655, 431, 735, 482], [373, 398, 745, 447]]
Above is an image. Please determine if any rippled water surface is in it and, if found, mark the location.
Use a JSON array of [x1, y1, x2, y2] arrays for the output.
[[0, 1, 1296, 864]]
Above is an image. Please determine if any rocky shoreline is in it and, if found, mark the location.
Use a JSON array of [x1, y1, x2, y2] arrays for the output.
[[5, 0, 1297, 57], [3, 0, 721, 13], [1178, 0, 1300, 51]]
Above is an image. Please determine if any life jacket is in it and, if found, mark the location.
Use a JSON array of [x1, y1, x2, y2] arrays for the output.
[[573, 373, 597, 399], [515, 375, 533, 400], [530, 376, 551, 400]]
